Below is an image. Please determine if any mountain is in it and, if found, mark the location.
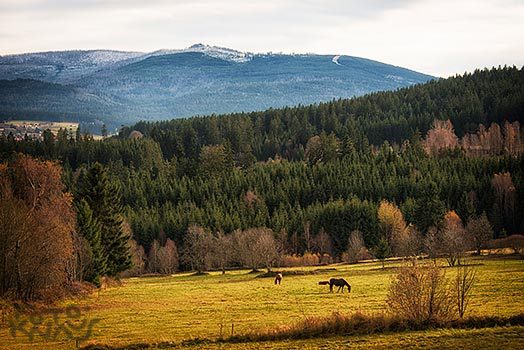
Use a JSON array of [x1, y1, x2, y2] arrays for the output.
[[0, 79, 128, 127], [0, 50, 144, 83], [0, 44, 435, 131]]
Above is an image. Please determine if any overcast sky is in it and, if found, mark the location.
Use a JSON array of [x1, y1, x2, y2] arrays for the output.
[[1, 0, 523, 77]]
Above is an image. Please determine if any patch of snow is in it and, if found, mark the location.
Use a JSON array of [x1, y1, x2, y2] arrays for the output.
[[80, 51, 144, 65], [0, 50, 143, 69], [386, 74, 405, 81], [332, 55, 342, 66], [151, 43, 253, 63]]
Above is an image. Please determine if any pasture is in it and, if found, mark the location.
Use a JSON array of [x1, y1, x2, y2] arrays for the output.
[[6, 120, 79, 133], [1, 256, 523, 349]]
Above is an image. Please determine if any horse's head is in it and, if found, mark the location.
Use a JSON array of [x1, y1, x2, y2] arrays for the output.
[[346, 283, 351, 293]]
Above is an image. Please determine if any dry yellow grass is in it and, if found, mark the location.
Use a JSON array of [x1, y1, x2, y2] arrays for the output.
[[0, 257, 523, 349]]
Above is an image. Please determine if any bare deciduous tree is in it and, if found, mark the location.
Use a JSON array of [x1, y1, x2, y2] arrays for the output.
[[157, 238, 179, 274], [455, 263, 477, 318], [466, 213, 493, 255], [148, 239, 161, 273], [234, 227, 279, 272], [403, 225, 423, 257], [121, 239, 146, 277], [68, 232, 92, 282], [303, 222, 313, 253], [314, 228, 333, 256], [440, 211, 470, 267], [346, 230, 368, 264], [212, 231, 233, 274], [257, 230, 280, 272], [424, 226, 440, 260], [182, 225, 213, 273]]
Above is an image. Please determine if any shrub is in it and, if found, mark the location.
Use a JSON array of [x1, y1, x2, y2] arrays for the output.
[[319, 254, 333, 265], [281, 253, 320, 267], [455, 263, 477, 318], [386, 262, 455, 322]]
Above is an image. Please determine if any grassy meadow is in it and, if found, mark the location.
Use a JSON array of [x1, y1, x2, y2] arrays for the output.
[[7, 120, 79, 133], [1, 256, 523, 349]]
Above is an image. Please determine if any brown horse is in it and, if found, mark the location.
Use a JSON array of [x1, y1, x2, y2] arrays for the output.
[[319, 278, 351, 293], [274, 272, 283, 285]]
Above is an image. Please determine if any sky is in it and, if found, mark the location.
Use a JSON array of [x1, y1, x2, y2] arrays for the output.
[[1, 0, 523, 77]]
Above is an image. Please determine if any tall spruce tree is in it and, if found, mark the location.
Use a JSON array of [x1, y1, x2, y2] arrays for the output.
[[373, 236, 391, 268], [76, 198, 107, 285], [77, 163, 131, 276], [414, 181, 446, 234]]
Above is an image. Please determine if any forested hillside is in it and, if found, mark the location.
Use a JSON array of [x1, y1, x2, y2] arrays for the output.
[[1, 67, 523, 261], [0, 45, 433, 131]]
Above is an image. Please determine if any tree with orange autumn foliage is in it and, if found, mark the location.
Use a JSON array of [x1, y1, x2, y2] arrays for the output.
[[423, 120, 459, 155], [0, 154, 76, 301], [378, 200, 416, 257]]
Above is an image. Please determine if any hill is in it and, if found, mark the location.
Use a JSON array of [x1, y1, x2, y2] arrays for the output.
[[0, 44, 434, 131], [1, 67, 523, 252], [0, 78, 127, 127]]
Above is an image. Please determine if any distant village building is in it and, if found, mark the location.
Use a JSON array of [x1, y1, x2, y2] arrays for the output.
[[0, 121, 78, 141]]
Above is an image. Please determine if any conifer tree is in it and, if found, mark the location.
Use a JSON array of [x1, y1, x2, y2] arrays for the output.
[[374, 237, 391, 268], [76, 198, 106, 285], [414, 181, 446, 234], [77, 163, 131, 276]]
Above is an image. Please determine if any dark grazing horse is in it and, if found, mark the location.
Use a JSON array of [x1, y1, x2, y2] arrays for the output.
[[329, 278, 351, 293], [319, 278, 351, 293], [274, 272, 283, 285]]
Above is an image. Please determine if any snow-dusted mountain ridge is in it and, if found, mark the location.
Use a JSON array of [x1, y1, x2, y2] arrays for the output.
[[0, 44, 435, 131]]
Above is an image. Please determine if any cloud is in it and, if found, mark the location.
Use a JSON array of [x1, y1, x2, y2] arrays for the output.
[[0, 0, 523, 76]]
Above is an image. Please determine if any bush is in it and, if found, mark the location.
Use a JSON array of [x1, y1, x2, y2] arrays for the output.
[[281, 253, 320, 267], [386, 262, 455, 322]]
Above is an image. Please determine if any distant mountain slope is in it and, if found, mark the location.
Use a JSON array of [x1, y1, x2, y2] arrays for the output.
[[0, 79, 126, 125], [0, 50, 144, 83], [0, 44, 435, 131]]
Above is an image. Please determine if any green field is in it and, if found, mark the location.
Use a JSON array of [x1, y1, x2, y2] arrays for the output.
[[7, 120, 79, 132], [1, 257, 523, 350]]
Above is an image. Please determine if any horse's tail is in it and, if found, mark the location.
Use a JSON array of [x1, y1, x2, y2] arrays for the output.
[[318, 281, 330, 285]]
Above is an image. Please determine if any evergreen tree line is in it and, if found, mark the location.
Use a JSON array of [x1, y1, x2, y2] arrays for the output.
[[120, 66, 524, 163], [0, 67, 523, 266]]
